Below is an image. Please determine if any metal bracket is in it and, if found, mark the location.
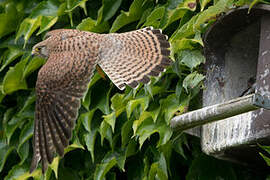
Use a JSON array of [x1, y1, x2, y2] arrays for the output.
[[170, 93, 270, 131]]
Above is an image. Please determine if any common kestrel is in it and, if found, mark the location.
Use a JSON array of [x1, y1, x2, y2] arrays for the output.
[[30, 27, 171, 173]]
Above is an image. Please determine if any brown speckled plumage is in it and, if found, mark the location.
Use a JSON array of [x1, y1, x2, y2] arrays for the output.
[[30, 27, 171, 173]]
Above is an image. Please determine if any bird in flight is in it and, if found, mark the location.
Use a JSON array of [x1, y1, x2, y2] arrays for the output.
[[30, 27, 171, 173]]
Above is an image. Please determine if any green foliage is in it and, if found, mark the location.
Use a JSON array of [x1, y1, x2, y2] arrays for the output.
[[259, 145, 270, 167], [0, 0, 268, 179]]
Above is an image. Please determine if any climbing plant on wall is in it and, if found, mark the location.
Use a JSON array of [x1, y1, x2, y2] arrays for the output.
[[0, 0, 268, 179]]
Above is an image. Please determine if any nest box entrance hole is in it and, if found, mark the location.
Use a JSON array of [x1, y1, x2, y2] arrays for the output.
[[203, 14, 261, 106]]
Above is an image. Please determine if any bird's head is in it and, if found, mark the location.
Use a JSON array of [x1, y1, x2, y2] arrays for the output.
[[32, 43, 49, 59]]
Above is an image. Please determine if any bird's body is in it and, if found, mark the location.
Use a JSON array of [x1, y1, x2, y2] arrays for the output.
[[31, 27, 171, 173]]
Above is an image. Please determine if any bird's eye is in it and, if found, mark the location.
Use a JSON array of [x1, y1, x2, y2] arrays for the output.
[[35, 47, 41, 51]]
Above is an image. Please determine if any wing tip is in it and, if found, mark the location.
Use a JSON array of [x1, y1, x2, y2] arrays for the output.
[[29, 153, 41, 173], [117, 83, 126, 90], [138, 75, 150, 84], [127, 81, 139, 89]]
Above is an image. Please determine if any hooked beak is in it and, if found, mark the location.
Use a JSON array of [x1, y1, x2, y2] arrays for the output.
[[31, 49, 38, 58]]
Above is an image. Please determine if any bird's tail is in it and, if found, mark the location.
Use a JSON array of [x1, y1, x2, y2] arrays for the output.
[[98, 27, 172, 90]]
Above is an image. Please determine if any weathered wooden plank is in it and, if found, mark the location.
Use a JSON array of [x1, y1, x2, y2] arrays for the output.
[[170, 94, 269, 131]]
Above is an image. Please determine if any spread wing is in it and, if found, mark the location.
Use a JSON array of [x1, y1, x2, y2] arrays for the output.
[[98, 27, 171, 90], [30, 51, 98, 173]]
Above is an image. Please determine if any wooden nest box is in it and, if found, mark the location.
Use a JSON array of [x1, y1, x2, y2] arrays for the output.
[[171, 5, 270, 168]]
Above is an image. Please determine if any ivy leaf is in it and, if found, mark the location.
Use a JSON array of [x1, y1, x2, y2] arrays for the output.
[[65, 0, 88, 15], [111, 93, 131, 117], [170, 13, 199, 42], [88, 72, 102, 88], [171, 38, 195, 54], [94, 151, 117, 180], [200, 0, 212, 11], [44, 166, 53, 180], [3, 108, 16, 129], [49, 156, 60, 178], [65, 0, 88, 26], [194, 0, 233, 31], [149, 106, 160, 123], [193, 32, 204, 46], [249, 0, 270, 13], [18, 91, 36, 115], [2, 57, 29, 94], [259, 144, 270, 166], [161, 7, 187, 29], [126, 97, 149, 118], [99, 121, 113, 147], [30, 0, 59, 18], [156, 124, 173, 147], [37, 16, 58, 35], [17, 141, 29, 166], [90, 81, 111, 114], [23, 56, 45, 79], [111, 93, 126, 111], [5, 100, 34, 144], [126, 139, 137, 158], [183, 71, 204, 93], [132, 111, 152, 135], [80, 109, 96, 132], [103, 112, 116, 133], [18, 120, 34, 152], [143, 6, 165, 28], [4, 164, 41, 180], [144, 83, 165, 98], [77, 17, 110, 33], [175, 80, 183, 99], [5, 116, 29, 144], [85, 129, 98, 162], [0, 141, 15, 172], [110, 0, 147, 32], [0, 88, 5, 103], [16, 17, 42, 47], [159, 0, 197, 29], [148, 153, 168, 180], [17, 120, 33, 164], [97, 0, 123, 24], [64, 143, 85, 154], [259, 144, 270, 155], [114, 149, 126, 171], [37, 156, 60, 179], [0, 3, 20, 38], [16, 0, 60, 46], [136, 8, 153, 28], [82, 73, 101, 110], [121, 119, 133, 147], [259, 152, 270, 166], [166, 0, 185, 10], [179, 49, 205, 69], [161, 94, 189, 124], [171, 32, 204, 54], [135, 118, 172, 149], [172, 134, 188, 159], [94, 150, 126, 179], [0, 48, 25, 72]]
